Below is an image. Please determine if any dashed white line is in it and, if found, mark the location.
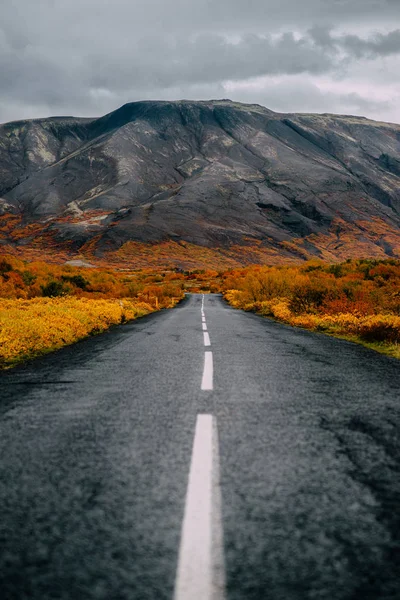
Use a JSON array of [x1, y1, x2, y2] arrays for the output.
[[174, 414, 225, 600], [201, 351, 213, 391], [202, 316, 206, 323], [202, 323, 207, 331], [203, 332, 211, 347]]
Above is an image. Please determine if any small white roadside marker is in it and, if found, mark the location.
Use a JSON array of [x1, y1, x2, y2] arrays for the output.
[[174, 414, 225, 600], [203, 332, 211, 347], [201, 351, 213, 391]]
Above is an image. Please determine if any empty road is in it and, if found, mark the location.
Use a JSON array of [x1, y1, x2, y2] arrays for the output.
[[0, 293, 399, 600]]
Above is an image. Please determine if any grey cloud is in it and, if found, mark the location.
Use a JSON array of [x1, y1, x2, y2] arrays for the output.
[[308, 26, 337, 49], [1, 1, 399, 48], [0, 0, 399, 124], [309, 27, 400, 59], [228, 77, 396, 121], [87, 32, 334, 93], [0, 28, 337, 114], [8, 25, 396, 107], [340, 29, 400, 58]]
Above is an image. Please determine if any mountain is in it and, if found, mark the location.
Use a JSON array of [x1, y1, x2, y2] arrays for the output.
[[1, 99, 400, 267]]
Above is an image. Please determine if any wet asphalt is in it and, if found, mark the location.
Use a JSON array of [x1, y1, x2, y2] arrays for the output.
[[0, 293, 399, 600]]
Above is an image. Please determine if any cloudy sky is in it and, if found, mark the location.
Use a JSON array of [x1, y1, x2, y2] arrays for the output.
[[1, 0, 399, 124]]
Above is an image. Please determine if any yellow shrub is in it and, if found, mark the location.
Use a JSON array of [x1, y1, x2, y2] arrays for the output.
[[224, 289, 247, 308], [356, 314, 400, 343], [291, 314, 320, 329], [270, 300, 292, 322], [258, 301, 274, 316], [0, 297, 155, 367]]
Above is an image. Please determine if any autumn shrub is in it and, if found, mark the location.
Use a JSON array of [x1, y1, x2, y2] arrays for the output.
[[0, 254, 186, 303], [223, 259, 400, 355], [138, 282, 184, 308], [61, 274, 88, 289], [322, 295, 375, 316], [289, 279, 325, 314], [0, 297, 155, 368], [41, 280, 70, 297], [0, 255, 186, 367], [356, 315, 400, 343]]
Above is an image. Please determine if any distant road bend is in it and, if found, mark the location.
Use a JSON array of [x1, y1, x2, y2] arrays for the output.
[[0, 294, 399, 600]]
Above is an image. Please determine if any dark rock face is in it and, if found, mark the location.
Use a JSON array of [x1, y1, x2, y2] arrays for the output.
[[1, 100, 400, 258]]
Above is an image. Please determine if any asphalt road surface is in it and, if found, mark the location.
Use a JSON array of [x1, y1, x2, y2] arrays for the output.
[[0, 293, 399, 600]]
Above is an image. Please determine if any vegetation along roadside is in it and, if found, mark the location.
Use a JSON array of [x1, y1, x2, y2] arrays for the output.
[[3, 254, 400, 367], [223, 259, 400, 360], [0, 256, 185, 368]]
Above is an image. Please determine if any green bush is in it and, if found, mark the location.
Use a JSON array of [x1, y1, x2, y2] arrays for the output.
[[41, 280, 70, 297]]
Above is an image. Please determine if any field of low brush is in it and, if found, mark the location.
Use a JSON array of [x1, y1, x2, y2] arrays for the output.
[[223, 259, 400, 359], [0, 297, 156, 367], [0, 255, 186, 368], [2, 254, 400, 367]]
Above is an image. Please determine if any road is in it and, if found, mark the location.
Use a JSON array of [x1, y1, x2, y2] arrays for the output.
[[0, 293, 399, 600]]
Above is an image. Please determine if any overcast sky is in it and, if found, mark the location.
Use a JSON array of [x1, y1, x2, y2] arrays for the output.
[[1, 0, 399, 124]]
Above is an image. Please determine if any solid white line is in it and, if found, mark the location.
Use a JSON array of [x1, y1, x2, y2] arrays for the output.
[[202, 323, 207, 331], [174, 415, 225, 600], [211, 418, 226, 599], [203, 332, 211, 346], [201, 351, 213, 391]]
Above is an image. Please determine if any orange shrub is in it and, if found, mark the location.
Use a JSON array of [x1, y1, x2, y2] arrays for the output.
[[223, 258, 400, 354], [0, 255, 186, 367], [356, 314, 400, 343]]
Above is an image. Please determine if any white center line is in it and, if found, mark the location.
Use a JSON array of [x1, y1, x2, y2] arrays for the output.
[[174, 415, 225, 600], [203, 331, 211, 347], [202, 316, 206, 323], [201, 351, 213, 391], [202, 322, 207, 331]]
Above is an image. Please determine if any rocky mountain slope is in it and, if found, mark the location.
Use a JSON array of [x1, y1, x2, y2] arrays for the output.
[[1, 99, 400, 263]]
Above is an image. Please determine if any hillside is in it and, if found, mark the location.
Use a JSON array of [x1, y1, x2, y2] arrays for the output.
[[1, 99, 400, 267]]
